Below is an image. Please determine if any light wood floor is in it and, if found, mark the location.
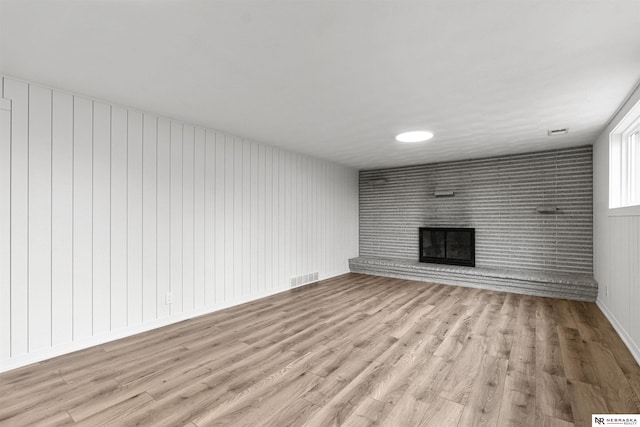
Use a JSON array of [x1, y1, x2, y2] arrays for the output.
[[1, 273, 639, 426]]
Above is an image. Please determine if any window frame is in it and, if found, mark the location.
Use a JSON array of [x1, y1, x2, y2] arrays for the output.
[[609, 99, 640, 215]]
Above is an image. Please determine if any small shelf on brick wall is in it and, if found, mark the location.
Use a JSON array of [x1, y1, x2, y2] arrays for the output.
[[536, 206, 558, 214]]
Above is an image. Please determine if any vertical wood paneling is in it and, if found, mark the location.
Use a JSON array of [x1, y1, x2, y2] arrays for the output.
[[206, 130, 219, 306], [293, 153, 299, 278], [284, 151, 292, 282], [156, 118, 171, 319], [334, 164, 341, 275], [351, 168, 359, 264], [142, 114, 157, 322], [0, 76, 359, 372], [612, 217, 630, 327], [336, 164, 343, 274], [265, 146, 273, 290], [307, 157, 313, 275], [182, 125, 194, 312], [292, 152, 298, 277], [92, 101, 111, 335], [306, 158, 312, 276], [271, 148, 279, 289], [295, 155, 301, 278], [302, 156, 307, 276], [110, 107, 128, 330], [298, 155, 304, 276], [194, 128, 206, 309], [328, 163, 336, 275], [72, 96, 93, 340], [257, 144, 265, 293], [127, 111, 143, 326], [320, 161, 326, 277], [224, 135, 234, 301], [50, 92, 73, 346], [602, 215, 640, 355], [170, 122, 183, 313], [214, 132, 226, 303], [324, 162, 331, 275], [278, 149, 286, 287], [630, 219, 640, 347], [27, 86, 52, 351], [294, 154, 300, 278], [250, 142, 259, 295], [0, 89, 13, 359], [311, 158, 317, 276], [241, 140, 251, 296], [316, 160, 322, 274], [4, 79, 29, 357], [233, 137, 243, 298], [278, 149, 285, 287], [308, 158, 314, 276]]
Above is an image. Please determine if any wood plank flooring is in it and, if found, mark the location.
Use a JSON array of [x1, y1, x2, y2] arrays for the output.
[[1, 273, 639, 426]]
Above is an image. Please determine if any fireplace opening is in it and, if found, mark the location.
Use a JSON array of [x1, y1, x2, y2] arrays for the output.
[[419, 227, 475, 267]]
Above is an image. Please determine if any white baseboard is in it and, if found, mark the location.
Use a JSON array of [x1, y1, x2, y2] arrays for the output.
[[596, 299, 640, 366], [0, 271, 350, 374]]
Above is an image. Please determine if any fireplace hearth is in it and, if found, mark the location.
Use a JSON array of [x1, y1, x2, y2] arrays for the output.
[[419, 227, 475, 267]]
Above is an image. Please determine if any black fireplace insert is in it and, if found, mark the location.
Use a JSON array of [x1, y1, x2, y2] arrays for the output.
[[419, 227, 475, 267]]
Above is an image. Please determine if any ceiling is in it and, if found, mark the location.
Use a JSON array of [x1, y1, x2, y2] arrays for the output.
[[1, 1, 640, 170]]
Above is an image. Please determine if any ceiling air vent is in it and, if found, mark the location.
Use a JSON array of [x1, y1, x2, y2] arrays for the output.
[[547, 128, 569, 136]]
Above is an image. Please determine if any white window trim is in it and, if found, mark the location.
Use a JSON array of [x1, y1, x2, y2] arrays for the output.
[[609, 98, 640, 211], [608, 205, 640, 217]]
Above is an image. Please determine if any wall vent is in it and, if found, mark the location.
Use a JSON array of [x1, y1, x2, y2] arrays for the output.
[[547, 128, 569, 136], [290, 272, 319, 288]]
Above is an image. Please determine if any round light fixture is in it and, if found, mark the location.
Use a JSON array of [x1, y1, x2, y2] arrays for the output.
[[395, 130, 434, 143]]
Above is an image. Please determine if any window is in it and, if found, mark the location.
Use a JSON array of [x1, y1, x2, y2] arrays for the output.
[[610, 99, 640, 209]]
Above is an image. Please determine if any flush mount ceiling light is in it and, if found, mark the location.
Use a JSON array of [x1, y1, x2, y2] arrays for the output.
[[547, 128, 569, 136], [395, 130, 434, 143]]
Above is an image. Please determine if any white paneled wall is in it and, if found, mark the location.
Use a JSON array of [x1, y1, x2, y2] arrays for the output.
[[0, 76, 359, 372], [0, 97, 11, 362], [593, 83, 640, 364]]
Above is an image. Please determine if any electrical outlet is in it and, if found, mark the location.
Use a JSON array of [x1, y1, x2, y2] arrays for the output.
[[166, 291, 174, 304]]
